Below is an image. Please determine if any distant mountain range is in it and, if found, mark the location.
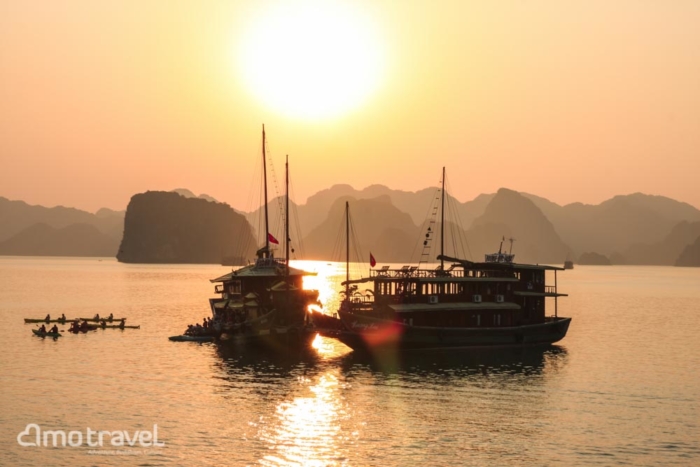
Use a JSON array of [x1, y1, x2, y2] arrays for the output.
[[2, 187, 700, 266], [0, 196, 124, 257]]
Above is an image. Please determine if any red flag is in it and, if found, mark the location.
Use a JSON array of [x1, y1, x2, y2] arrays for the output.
[[370, 252, 376, 267], [268, 233, 279, 245]]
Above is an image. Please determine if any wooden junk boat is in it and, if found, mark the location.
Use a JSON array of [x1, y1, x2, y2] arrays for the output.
[[320, 168, 571, 352], [206, 127, 320, 348]]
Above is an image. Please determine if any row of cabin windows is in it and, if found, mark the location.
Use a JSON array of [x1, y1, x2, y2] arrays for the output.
[[400, 312, 510, 327], [375, 282, 512, 297]]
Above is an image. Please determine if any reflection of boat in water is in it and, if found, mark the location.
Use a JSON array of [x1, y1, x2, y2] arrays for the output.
[[336, 343, 569, 377], [321, 168, 572, 353], [204, 126, 320, 349], [212, 335, 568, 380]]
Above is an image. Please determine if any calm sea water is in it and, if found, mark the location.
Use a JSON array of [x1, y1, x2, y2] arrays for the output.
[[0, 257, 699, 466]]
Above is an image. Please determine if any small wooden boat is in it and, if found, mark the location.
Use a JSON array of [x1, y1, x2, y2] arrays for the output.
[[169, 335, 215, 342], [79, 317, 127, 322], [32, 329, 62, 338], [24, 318, 71, 324]]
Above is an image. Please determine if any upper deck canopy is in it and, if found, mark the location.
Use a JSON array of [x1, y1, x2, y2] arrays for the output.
[[210, 258, 316, 283], [438, 255, 566, 271]]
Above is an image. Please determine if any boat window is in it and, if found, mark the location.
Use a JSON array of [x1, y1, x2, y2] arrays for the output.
[[228, 281, 242, 295]]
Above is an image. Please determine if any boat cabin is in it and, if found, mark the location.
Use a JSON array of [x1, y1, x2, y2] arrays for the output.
[[341, 254, 566, 329]]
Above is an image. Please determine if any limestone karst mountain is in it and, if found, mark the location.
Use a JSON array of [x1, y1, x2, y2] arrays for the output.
[[117, 191, 255, 264]]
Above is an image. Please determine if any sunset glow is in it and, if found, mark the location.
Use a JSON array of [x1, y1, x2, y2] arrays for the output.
[[1, 1, 699, 213], [236, 1, 385, 120]]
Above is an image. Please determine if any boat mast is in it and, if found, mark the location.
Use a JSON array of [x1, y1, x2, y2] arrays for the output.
[[263, 124, 270, 256], [440, 166, 445, 270], [285, 155, 290, 273], [285, 156, 290, 313], [345, 201, 350, 298]]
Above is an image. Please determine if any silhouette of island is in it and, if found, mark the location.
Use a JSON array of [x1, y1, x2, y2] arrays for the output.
[[675, 236, 700, 267], [116, 191, 255, 264], [578, 252, 611, 265]]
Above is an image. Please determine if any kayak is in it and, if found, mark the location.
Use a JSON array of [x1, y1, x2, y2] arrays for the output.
[[97, 324, 140, 329], [24, 318, 71, 324], [32, 329, 62, 338], [79, 317, 127, 322], [169, 335, 215, 342]]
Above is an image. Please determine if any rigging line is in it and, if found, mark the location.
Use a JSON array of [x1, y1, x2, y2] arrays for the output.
[[288, 170, 305, 260], [329, 204, 346, 264], [422, 186, 442, 266], [413, 183, 442, 266], [261, 131, 285, 250], [264, 132, 285, 226], [238, 139, 264, 256], [444, 175, 473, 261], [347, 208, 368, 276]]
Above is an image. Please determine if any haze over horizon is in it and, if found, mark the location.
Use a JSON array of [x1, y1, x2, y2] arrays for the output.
[[2, 1, 698, 213]]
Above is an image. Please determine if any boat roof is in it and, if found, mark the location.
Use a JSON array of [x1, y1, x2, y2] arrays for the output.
[[210, 260, 316, 283], [438, 255, 566, 271], [389, 302, 521, 313]]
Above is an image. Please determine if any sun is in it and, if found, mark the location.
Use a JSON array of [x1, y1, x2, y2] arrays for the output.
[[236, 1, 385, 121]]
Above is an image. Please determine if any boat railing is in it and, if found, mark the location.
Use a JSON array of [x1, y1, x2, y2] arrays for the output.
[[215, 284, 224, 294], [370, 267, 466, 279], [254, 257, 286, 268], [545, 285, 557, 294], [484, 253, 515, 263]]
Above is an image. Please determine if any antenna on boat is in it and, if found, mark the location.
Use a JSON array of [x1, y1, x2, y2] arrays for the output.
[[262, 124, 270, 258], [498, 236, 504, 255], [508, 237, 516, 255], [440, 166, 445, 270]]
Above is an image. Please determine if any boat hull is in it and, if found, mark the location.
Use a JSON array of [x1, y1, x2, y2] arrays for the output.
[[25, 318, 70, 324], [32, 329, 62, 338], [79, 318, 127, 323], [97, 324, 140, 329], [331, 311, 571, 351], [218, 325, 318, 351], [169, 335, 215, 342]]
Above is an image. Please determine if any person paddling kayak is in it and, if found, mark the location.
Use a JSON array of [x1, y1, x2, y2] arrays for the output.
[[45, 314, 51, 324], [49, 324, 59, 334]]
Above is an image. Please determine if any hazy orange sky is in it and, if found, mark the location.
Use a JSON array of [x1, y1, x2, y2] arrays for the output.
[[1, 1, 699, 213]]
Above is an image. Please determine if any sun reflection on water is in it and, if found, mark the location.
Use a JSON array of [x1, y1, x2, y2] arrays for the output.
[[259, 370, 350, 467], [295, 261, 346, 316]]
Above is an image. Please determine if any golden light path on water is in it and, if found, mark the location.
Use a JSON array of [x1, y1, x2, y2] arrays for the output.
[[259, 369, 351, 467], [299, 261, 348, 317]]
